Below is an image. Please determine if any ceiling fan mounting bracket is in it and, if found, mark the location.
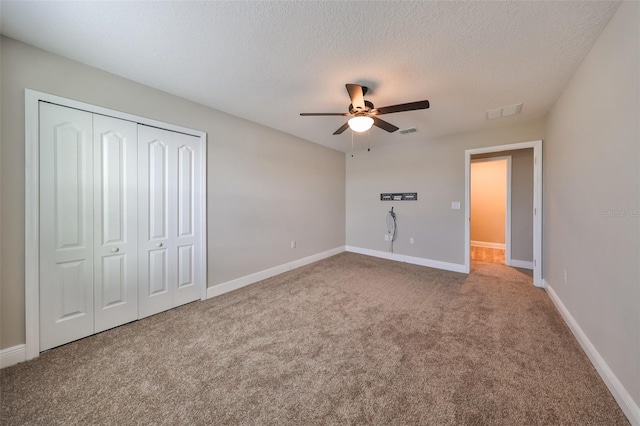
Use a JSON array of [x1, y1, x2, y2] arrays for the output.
[[349, 100, 375, 115]]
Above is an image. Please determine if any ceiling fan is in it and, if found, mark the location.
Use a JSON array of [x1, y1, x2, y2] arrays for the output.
[[300, 84, 430, 135]]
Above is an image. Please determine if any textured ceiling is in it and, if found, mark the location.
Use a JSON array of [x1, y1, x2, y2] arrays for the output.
[[1, 1, 620, 152]]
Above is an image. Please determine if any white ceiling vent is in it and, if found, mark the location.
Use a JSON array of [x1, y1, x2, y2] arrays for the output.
[[486, 103, 523, 120], [399, 127, 418, 135]]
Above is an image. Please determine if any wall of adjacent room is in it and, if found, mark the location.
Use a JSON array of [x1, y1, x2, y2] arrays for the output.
[[470, 158, 508, 246], [0, 36, 346, 350]]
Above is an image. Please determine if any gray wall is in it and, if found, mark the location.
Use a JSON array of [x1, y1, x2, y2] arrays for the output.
[[0, 33, 3, 353], [0, 37, 346, 349], [346, 121, 544, 265], [544, 0, 639, 407], [473, 149, 534, 262]]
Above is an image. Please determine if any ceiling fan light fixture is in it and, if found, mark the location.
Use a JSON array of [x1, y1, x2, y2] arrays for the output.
[[348, 116, 374, 132], [300, 83, 428, 135]]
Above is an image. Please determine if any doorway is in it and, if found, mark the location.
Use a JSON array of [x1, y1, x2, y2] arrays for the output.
[[464, 140, 543, 287], [470, 157, 511, 265]]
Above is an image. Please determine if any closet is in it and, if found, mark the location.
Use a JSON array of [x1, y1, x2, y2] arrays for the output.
[[38, 102, 204, 351]]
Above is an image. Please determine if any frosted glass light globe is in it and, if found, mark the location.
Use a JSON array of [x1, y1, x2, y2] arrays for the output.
[[348, 116, 374, 132]]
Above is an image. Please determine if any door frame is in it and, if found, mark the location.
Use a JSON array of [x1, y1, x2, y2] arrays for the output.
[[24, 89, 208, 360], [470, 156, 512, 266], [464, 140, 542, 287]]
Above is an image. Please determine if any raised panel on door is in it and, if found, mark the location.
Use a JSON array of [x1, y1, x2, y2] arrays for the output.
[[93, 115, 139, 332], [138, 125, 174, 317], [39, 102, 94, 351], [173, 133, 202, 306]]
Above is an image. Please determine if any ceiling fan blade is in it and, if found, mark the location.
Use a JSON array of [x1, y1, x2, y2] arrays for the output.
[[375, 100, 430, 115], [372, 116, 399, 133], [345, 84, 365, 110], [300, 112, 350, 116], [333, 122, 350, 135]]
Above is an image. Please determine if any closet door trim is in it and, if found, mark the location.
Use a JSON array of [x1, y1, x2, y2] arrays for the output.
[[25, 89, 208, 360]]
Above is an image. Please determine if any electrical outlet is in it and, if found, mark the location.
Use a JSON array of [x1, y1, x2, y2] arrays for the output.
[[409, 237, 414, 244], [291, 240, 296, 249], [563, 269, 567, 284], [384, 234, 390, 241]]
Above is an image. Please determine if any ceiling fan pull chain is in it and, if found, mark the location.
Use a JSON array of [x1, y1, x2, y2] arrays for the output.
[[351, 130, 353, 157]]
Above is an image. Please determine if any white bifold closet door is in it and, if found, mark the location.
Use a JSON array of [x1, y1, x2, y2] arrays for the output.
[[39, 103, 202, 352], [137, 125, 202, 318], [39, 103, 95, 351], [93, 115, 139, 333], [39, 104, 138, 350]]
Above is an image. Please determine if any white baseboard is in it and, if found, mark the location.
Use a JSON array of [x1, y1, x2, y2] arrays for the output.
[[207, 246, 345, 299], [510, 259, 534, 270], [545, 281, 640, 425], [471, 240, 506, 249], [0, 344, 26, 369], [345, 246, 466, 273]]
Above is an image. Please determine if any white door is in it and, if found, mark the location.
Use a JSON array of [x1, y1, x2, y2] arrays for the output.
[[39, 102, 95, 351], [138, 125, 202, 318], [173, 130, 203, 306], [93, 115, 139, 332], [38, 100, 204, 352]]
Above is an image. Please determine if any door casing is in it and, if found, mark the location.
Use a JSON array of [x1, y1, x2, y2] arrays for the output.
[[464, 140, 543, 286]]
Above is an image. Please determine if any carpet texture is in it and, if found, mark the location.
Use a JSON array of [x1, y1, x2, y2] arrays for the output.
[[0, 252, 629, 425]]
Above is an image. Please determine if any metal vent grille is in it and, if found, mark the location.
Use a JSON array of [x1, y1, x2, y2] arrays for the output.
[[399, 127, 418, 135]]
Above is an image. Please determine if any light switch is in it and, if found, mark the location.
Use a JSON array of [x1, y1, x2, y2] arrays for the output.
[[451, 202, 461, 210]]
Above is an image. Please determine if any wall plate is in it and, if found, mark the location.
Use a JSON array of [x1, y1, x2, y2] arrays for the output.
[[381, 193, 417, 201]]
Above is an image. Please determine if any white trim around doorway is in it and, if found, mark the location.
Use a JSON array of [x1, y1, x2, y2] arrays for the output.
[[464, 140, 543, 287]]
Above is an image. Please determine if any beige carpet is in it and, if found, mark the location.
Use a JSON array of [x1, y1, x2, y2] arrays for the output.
[[0, 252, 629, 425]]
